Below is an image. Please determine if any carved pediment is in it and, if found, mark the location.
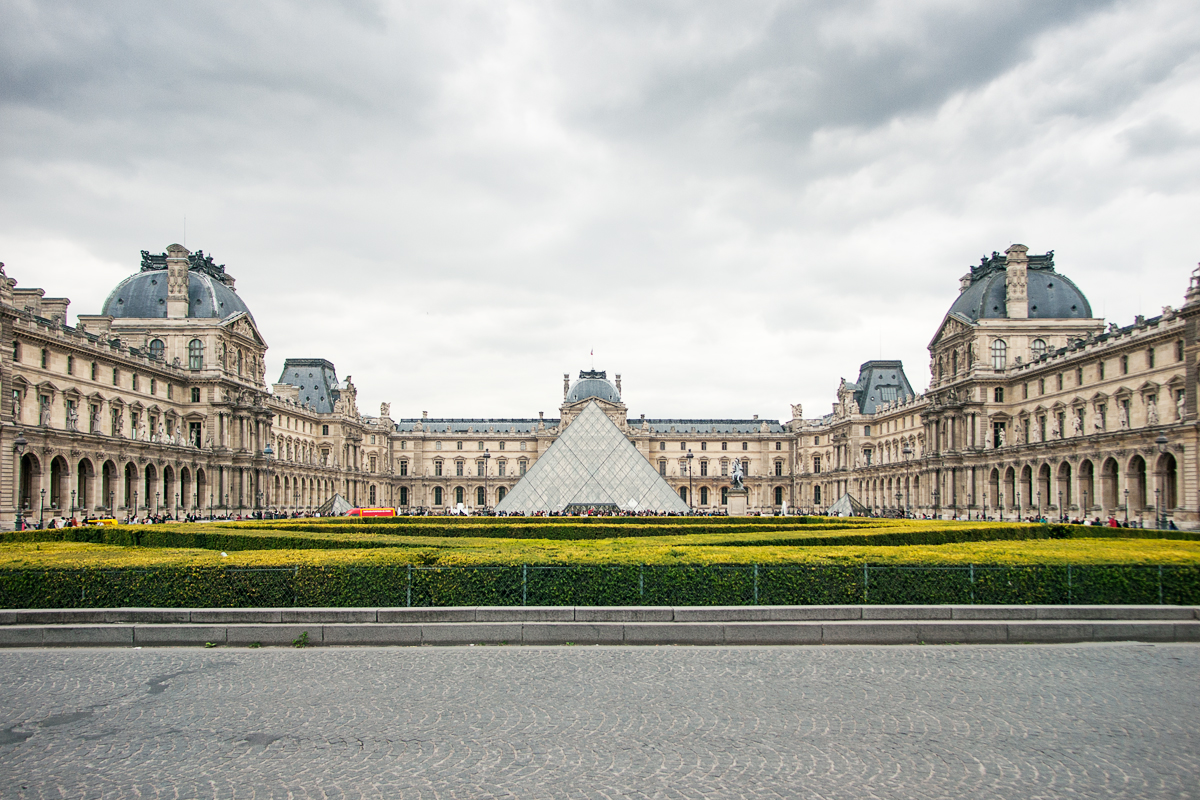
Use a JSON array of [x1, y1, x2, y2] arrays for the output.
[[222, 313, 266, 346]]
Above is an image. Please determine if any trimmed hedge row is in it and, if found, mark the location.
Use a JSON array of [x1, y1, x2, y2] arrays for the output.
[[4, 521, 1198, 553], [2, 563, 1196, 608]]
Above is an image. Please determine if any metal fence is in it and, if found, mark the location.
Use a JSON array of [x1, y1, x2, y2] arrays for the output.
[[3, 563, 1198, 609]]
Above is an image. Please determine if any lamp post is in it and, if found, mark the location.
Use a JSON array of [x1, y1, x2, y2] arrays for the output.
[[263, 442, 274, 517], [1016, 489, 1021, 522], [483, 448, 491, 514], [902, 445, 912, 518], [1058, 490, 1063, 523], [1156, 433, 1169, 528], [932, 487, 940, 520], [133, 489, 138, 523], [895, 490, 902, 519], [39, 487, 45, 528], [1123, 488, 1129, 525], [70, 489, 76, 520], [209, 492, 214, 520], [109, 491, 115, 520], [686, 449, 694, 512], [13, 431, 27, 529], [155, 491, 160, 517], [998, 490, 1004, 523], [1036, 489, 1041, 522]]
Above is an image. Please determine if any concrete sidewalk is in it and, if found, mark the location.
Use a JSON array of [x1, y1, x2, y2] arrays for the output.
[[2, 605, 1198, 647]]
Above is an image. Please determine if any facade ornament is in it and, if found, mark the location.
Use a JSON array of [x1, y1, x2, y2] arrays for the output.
[[90, 405, 100, 433], [39, 399, 51, 427], [791, 403, 803, 420], [380, 402, 390, 418], [1177, 392, 1186, 421], [1012, 418, 1023, 443], [1147, 400, 1159, 426], [137, 418, 148, 441], [731, 459, 744, 490], [1073, 413, 1083, 437], [66, 404, 79, 432], [1118, 403, 1129, 429], [1050, 415, 1060, 440], [998, 427, 1007, 448], [11, 391, 20, 423]]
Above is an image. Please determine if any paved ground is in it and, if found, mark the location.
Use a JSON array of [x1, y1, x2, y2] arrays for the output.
[[1, 644, 1197, 799]]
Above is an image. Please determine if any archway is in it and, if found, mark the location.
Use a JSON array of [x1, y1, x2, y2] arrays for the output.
[[163, 465, 175, 514], [1056, 461, 1072, 513], [144, 463, 158, 514], [196, 468, 207, 511], [1037, 463, 1052, 511], [988, 468, 1000, 508], [180, 467, 192, 511], [124, 462, 138, 512], [1128, 455, 1147, 513], [49, 455, 69, 512], [76, 458, 95, 514], [1101, 458, 1119, 511], [101, 460, 118, 514], [18, 453, 41, 516], [1079, 459, 1095, 513], [1157, 452, 1178, 510]]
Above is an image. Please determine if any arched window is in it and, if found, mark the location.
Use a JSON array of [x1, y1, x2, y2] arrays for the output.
[[497, 486, 507, 503], [952, 350, 958, 374], [149, 339, 165, 360], [455, 487, 464, 505], [237, 349, 243, 376], [188, 339, 203, 370], [991, 340, 1007, 370]]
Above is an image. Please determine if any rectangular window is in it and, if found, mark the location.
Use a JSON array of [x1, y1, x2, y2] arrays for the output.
[[813, 456, 821, 473], [700, 461, 708, 476], [1098, 361, 1105, 380], [995, 387, 1005, 402], [722, 442, 728, 450], [774, 461, 783, 476], [67, 356, 74, 375], [456, 441, 463, 450], [456, 461, 464, 476], [659, 442, 665, 450], [721, 461, 728, 476], [189, 422, 202, 447], [498, 441, 505, 450], [700, 442, 706, 451], [863, 425, 871, 436], [399, 487, 408, 506], [775, 441, 781, 450], [520, 441, 527, 451], [399, 460, 408, 476], [1038, 378, 1044, 395], [150, 378, 156, 395], [1023, 383, 1029, 400], [498, 462, 506, 477], [369, 455, 377, 473], [659, 460, 666, 476], [1177, 340, 1185, 361], [113, 368, 119, 386], [40, 349, 48, 368], [191, 387, 201, 403], [680, 441, 686, 450], [90, 362, 97, 381], [1057, 373, 1063, 391], [322, 424, 329, 435], [519, 460, 527, 476], [1076, 367, 1083, 386], [167, 384, 173, 400], [401, 441, 407, 450], [478, 442, 484, 450], [1148, 348, 1155, 369], [434, 461, 443, 476], [742, 442, 748, 450], [813, 436, 819, 445], [477, 461, 484, 477]]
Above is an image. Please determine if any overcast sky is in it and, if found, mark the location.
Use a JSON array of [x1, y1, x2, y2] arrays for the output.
[[2, 0, 1198, 422]]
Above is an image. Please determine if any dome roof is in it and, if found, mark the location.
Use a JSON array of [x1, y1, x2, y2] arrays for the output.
[[101, 249, 253, 321], [565, 370, 621, 404], [947, 250, 1091, 322]]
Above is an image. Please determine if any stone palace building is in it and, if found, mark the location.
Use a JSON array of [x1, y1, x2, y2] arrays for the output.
[[0, 242, 1194, 527]]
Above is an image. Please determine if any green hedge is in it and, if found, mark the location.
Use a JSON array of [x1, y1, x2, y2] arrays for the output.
[[2, 563, 1197, 608], [5, 519, 1196, 553]]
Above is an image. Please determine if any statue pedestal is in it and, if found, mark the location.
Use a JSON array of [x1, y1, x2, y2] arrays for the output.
[[727, 489, 748, 517]]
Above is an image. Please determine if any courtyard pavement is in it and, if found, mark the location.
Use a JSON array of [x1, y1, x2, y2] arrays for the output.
[[1, 643, 1197, 799]]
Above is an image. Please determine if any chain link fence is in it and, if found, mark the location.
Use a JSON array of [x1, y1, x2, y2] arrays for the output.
[[3, 563, 1198, 608]]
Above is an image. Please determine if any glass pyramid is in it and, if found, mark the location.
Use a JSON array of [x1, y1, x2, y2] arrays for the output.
[[495, 400, 690, 514]]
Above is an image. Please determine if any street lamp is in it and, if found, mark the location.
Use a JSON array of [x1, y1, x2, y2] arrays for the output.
[[39, 487, 45, 528], [896, 490, 902, 518], [109, 491, 115, 520], [155, 491, 160, 516], [175, 492, 180, 521], [209, 492, 214, 520], [1123, 487, 1129, 525], [932, 487, 940, 520], [902, 445, 912, 518], [1156, 433, 1169, 529], [483, 448, 491, 514], [1058, 490, 1063, 523], [686, 449, 694, 512], [133, 489, 138, 522], [263, 442, 274, 514], [998, 490, 1004, 523], [70, 489, 76, 519]]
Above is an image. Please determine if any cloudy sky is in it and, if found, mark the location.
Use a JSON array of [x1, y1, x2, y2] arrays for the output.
[[2, 0, 1198, 422]]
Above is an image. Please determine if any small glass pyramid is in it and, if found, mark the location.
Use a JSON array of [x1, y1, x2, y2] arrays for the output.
[[495, 400, 690, 514]]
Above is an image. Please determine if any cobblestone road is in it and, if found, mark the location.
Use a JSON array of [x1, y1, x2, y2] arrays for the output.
[[1, 643, 1197, 799]]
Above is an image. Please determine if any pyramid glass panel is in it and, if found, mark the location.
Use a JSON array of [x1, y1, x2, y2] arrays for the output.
[[495, 401, 690, 514]]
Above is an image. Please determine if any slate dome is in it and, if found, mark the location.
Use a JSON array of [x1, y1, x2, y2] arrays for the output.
[[101, 248, 253, 321], [565, 370, 621, 404], [948, 250, 1092, 322]]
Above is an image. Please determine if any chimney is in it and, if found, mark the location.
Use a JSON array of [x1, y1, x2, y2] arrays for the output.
[[166, 243, 190, 318], [615, 374, 622, 395], [1004, 244, 1029, 319]]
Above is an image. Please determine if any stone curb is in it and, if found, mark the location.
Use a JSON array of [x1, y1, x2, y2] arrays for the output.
[[4, 605, 1197, 626], [1, 618, 1198, 647]]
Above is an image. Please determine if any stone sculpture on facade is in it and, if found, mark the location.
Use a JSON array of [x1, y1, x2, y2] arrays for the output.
[[1148, 400, 1159, 425], [731, 459, 744, 490], [39, 400, 50, 427]]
